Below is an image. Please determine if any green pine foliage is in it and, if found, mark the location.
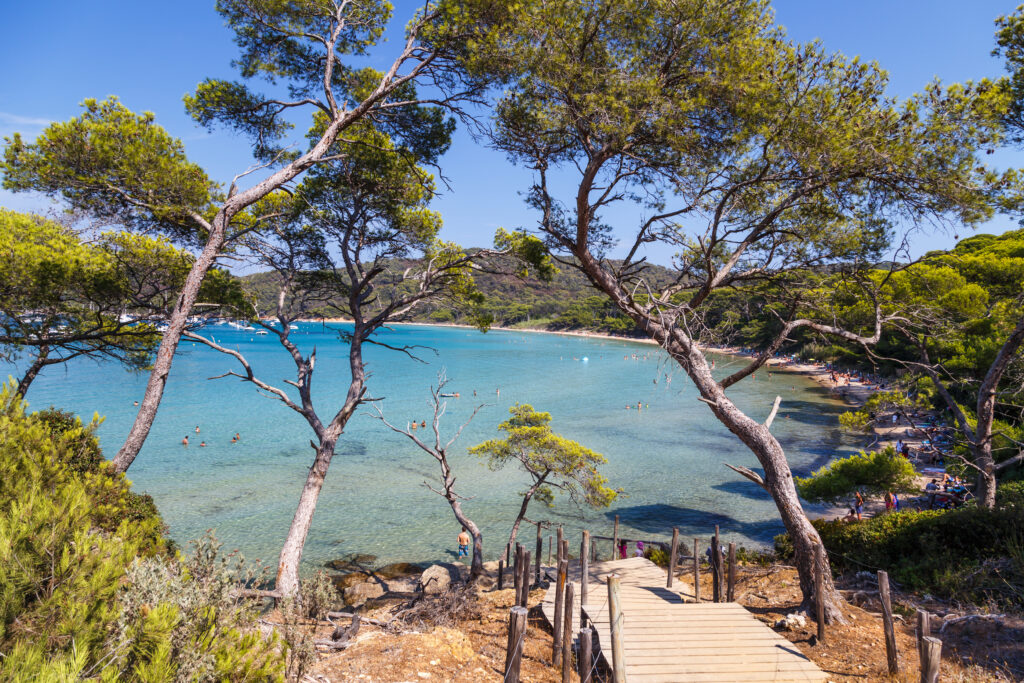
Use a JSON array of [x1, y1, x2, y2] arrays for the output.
[[0, 384, 283, 682], [795, 446, 919, 504]]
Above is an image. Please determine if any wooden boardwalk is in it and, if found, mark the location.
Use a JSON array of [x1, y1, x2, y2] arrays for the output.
[[541, 557, 825, 682]]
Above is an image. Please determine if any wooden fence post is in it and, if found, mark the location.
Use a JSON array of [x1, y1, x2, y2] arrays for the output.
[[520, 550, 531, 607], [536, 524, 543, 587], [561, 582, 575, 683], [920, 636, 941, 683], [667, 527, 679, 588], [548, 535, 552, 565], [916, 610, 930, 665], [498, 559, 504, 591], [513, 544, 522, 602], [557, 525, 564, 564], [612, 515, 619, 560], [581, 530, 590, 608], [693, 538, 700, 602], [504, 606, 528, 683], [578, 627, 593, 683], [878, 570, 899, 674], [552, 555, 567, 666], [710, 531, 720, 603], [607, 574, 626, 683], [727, 542, 736, 602]]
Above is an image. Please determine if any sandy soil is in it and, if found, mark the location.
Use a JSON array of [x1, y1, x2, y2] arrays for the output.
[[291, 562, 1021, 682]]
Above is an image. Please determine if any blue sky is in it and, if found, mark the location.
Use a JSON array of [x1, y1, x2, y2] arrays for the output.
[[1, 0, 1021, 265]]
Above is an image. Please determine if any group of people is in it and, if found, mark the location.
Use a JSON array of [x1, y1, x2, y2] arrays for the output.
[[181, 425, 241, 447]]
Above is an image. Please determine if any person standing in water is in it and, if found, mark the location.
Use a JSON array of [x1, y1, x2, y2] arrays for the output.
[[182, 436, 189, 446], [457, 527, 470, 559]]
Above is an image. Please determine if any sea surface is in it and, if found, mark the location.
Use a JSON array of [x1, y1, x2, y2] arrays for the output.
[[7, 323, 856, 572]]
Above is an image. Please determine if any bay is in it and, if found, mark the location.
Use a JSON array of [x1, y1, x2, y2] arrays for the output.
[[8, 323, 854, 571]]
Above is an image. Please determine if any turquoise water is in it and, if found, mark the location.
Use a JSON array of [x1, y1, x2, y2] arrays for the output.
[[8, 323, 854, 571]]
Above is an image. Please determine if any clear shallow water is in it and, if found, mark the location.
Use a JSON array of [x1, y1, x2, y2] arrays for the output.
[[7, 323, 855, 572]]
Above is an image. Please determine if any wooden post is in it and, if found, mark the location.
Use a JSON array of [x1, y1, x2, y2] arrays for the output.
[[612, 515, 619, 560], [578, 627, 593, 683], [920, 636, 941, 683], [498, 559, 504, 590], [878, 570, 900, 674], [591, 537, 596, 562], [727, 542, 736, 602], [557, 525, 564, 563], [552, 557, 567, 666], [607, 574, 625, 683], [710, 532, 720, 603], [916, 610, 930, 665], [693, 538, 700, 602], [548, 535, 552, 565], [814, 544, 825, 643], [504, 606, 528, 683], [581, 530, 590, 607], [667, 527, 679, 588], [536, 524, 543, 587], [561, 582, 574, 683], [520, 550, 531, 607], [513, 544, 522, 602]]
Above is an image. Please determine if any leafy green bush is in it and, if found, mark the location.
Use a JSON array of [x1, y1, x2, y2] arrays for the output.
[[804, 501, 1024, 606], [795, 446, 918, 503], [0, 384, 283, 681], [645, 546, 669, 567]]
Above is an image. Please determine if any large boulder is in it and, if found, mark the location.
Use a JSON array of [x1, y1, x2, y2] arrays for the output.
[[419, 563, 465, 595], [343, 581, 385, 607]]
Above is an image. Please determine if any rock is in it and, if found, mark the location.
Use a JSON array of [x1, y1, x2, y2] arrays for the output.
[[774, 613, 807, 631], [376, 562, 424, 579], [343, 581, 385, 607], [419, 563, 465, 594], [325, 553, 378, 572]]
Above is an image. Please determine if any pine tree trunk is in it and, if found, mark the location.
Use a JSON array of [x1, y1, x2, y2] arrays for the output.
[[16, 345, 49, 398], [575, 252, 847, 623], [112, 223, 226, 473], [450, 498, 485, 581], [276, 437, 338, 597]]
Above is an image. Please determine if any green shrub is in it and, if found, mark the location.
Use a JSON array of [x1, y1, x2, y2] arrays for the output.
[[795, 446, 918, 504], [794, 501, 1024, 606], [645, 546, 669, 568], [0, 384, 283, 681]]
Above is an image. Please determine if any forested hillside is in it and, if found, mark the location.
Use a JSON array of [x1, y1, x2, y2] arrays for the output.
[[241, 255, 680, 335]]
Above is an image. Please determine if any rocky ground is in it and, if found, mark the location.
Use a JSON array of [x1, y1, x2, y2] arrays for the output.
[[266, 557, 1023, 682]]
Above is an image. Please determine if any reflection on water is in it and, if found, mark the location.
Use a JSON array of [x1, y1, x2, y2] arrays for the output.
[[9, 324, 855, 572]]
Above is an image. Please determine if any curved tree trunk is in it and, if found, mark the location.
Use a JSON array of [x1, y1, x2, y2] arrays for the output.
[[276, 436, 339, 596], [112, 225, 226, 473], [449, 499, 485, 581], [505, 477, 544, 562], [576, 252, 847, 623], [16, 345, 50, 398]]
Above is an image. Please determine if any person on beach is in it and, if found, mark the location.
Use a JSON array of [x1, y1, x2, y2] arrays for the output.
[[842, 508, 857, 522], [884, 491, 895, 512], [892, 413, 899, 426], [457, 527, 470, 559], [634, 541, 645, 558], [854, 491, 864, 520], [618, 540, 627, 559]]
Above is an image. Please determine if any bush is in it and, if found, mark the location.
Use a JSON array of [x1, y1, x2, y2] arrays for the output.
[[795, 446, 918, 504], [789, 499, 1024, 606], [0, 384, 283, 681]]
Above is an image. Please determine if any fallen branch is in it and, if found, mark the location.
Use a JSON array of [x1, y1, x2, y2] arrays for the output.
[[939, 613, 1007, 633]]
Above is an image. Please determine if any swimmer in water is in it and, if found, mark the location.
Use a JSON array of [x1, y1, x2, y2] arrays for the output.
[[195, 425, 201, 434], [420, 420, 426, 428], [133, 401, 139, 406], [182, 436, 189, 446], [200, 441, 207, 447]]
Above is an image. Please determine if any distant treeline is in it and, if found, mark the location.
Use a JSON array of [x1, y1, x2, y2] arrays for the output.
[[240, 254, 679, 336]]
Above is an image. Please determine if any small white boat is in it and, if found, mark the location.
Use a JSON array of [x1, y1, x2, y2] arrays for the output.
[[255, 329, 269, 336], [289, 324, 299, 330]]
